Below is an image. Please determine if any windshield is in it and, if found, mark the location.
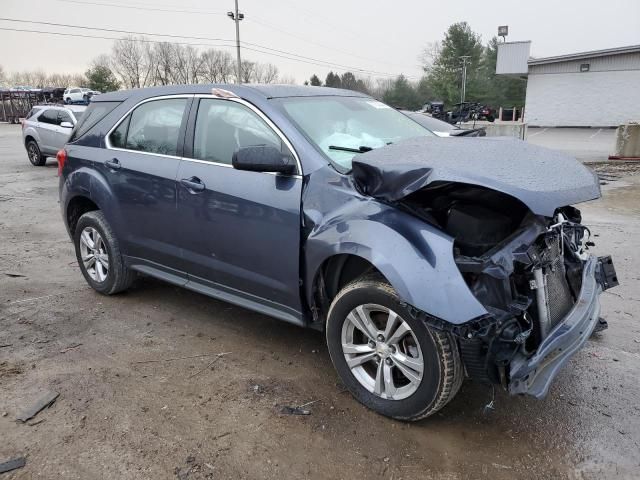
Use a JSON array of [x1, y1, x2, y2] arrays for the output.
[[278, 96, 433, 170]]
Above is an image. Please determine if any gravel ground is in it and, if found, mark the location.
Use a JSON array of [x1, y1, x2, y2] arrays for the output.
[[1, 123, 639, 479]]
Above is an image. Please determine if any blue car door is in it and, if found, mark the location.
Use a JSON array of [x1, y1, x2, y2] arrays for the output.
[[100, 96, 192, 275], [176, 97, 303, 318]]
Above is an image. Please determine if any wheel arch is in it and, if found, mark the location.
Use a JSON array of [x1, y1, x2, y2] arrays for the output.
[[66, 195, 100, 236], [304, 215, 488, 326], [62, 165, 123, 242]]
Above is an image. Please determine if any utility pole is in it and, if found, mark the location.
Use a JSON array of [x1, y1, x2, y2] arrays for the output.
[[460, 55, 471, 104], [227, 1, 244, 84]]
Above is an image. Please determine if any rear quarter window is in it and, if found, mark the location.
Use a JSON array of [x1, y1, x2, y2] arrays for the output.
[[69, 101, 121, 142]]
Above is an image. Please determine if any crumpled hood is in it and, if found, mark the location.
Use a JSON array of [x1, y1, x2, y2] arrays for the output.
[[351, 136, 601, 216]]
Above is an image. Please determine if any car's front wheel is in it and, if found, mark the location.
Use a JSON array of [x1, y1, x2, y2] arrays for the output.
[[74, 211, 134, 295], [26, 140, 46, 166], [326, 275, 463, 421]]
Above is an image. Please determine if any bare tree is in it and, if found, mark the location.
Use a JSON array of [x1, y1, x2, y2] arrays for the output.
[[148, 42, 175, 85], [278, 75, 297, 85], [240, 60, 255, 84], [253, 63, 279, 83], [0, 65, 6, 87], [420, 41, 441, 73], [172, 45, 203, 84], [111, 36, 149, 88], [200, 49, 234, 83], [31, 70, 49, 88]]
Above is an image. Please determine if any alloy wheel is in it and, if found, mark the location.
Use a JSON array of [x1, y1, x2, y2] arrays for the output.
[[79, 226, 109, 282], [341, 304, 424, 400], [28, 143, 40, 164]]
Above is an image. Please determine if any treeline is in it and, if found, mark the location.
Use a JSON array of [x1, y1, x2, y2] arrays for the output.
[[306, 22, 526, 111], [2, 22, 525, 111], [0, 36, 287, 92]]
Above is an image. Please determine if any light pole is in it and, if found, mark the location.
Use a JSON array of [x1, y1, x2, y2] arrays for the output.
[[460, 55, 471, 104], [227, 1, 244, 84]]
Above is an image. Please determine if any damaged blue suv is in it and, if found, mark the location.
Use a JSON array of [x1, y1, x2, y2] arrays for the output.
[[59, 85, 618, 420]]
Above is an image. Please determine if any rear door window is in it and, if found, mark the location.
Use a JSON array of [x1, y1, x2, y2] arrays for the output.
[[38, 109, 60, 125], [123, 98, 188, 156]]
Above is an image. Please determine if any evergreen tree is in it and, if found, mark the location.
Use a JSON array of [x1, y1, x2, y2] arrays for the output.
[[426, 22, 484, 106], [309, 74, 322, 86], [325, 71, 342, 88], [382, 75, 421, 110], [85, 63, 120, 93]]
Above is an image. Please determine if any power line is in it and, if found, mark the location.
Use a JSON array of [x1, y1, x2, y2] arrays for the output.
[[0, 25, 416, 79], [246, 17, 416, 71], [51, 0, 224, 15], [0, 18, 418, 79], [0, 17, 233, 43], [50, 0, 418, 73]]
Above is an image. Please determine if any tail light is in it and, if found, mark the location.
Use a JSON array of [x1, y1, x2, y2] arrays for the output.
[[56, 149, 67, 176]]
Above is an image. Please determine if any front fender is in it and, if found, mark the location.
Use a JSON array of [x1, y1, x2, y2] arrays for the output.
[[304, 196, 488, 325]]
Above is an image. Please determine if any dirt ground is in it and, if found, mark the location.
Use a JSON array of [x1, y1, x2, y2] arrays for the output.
[[1, 123, 639, 479]]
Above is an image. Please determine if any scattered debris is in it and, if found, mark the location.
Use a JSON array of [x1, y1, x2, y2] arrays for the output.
[[187, 352, 231, 379], [0, 457, 26, 474], [175, 455, 198, 480], [483, 385, 496, 414], [280, 405, 311, 416], [133, 353, 225, 364], [2, 271, 26, 278], [59, 343, 82, 354], [16, 390, 59, 423], [0, 344, 12, 348]]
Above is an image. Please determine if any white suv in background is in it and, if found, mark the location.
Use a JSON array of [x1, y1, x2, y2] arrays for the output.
[[64, 87, 93, 104]]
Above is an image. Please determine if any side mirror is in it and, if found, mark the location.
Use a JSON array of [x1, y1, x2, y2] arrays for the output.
[[232, 145, 296, 175], [60, 121, 73, 128]]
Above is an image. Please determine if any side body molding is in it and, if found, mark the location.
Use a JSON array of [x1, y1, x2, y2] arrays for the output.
[[302, 170, 488, 325]]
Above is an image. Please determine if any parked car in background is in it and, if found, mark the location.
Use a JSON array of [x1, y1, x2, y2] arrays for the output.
[[403, 111, 486, 137], [64, 87, 94, 104], [58, 84, 616, 421], [22, 105, 86, 166]]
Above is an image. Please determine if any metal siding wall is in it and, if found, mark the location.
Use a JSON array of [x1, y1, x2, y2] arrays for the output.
[[529, 52, 640, 74], [525, 70, 640, 127], [496, 42, 531, 75]]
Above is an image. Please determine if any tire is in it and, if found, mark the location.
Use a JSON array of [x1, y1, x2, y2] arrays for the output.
[[26, 140, 46, 166], [65, 97, 72, 104], [74, 211, 134, 295], [326, 275, 463, 421]]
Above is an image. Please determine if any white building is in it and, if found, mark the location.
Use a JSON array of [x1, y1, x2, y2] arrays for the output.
[[497, 43, 640, 127]]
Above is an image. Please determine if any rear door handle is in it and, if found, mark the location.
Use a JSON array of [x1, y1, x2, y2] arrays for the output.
[[105, 158, 121, 170], [180, 177, 205, 192]]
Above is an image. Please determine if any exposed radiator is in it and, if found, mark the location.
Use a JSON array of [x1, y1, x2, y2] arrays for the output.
[[533, 235, 575, 338]]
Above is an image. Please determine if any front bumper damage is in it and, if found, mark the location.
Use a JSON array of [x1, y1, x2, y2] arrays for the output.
[[508, 255, 615, 398]]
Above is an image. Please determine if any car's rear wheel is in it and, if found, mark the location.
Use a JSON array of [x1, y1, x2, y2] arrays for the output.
[[74, 211, 134, 295], [326, 275, 463, 421], [26, 140, 46, 166]]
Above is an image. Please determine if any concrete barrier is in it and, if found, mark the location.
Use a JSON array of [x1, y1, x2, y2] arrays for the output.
[[611, 123, 640, 160], [459, 121, 528, 139]]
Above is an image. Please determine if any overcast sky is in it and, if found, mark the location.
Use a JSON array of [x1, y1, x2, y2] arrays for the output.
[[1, 0, 639, 83]]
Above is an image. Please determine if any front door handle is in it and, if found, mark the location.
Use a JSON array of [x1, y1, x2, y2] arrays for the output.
[[180, 177, 205, 192], [105, 158, 121, 170]]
